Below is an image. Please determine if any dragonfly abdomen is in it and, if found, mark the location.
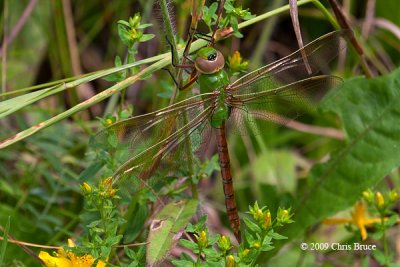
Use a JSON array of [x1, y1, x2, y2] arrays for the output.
[[215, 124, 241, 243]]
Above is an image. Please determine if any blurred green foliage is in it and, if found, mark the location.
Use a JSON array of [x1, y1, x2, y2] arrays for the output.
[[0, 0, 400, 266]]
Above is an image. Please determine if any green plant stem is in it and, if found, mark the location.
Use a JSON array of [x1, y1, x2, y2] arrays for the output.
[[380, 214, 389, 263], [0, 217, 10, 266], [239, 0, 313, 29], [1, 0, 8, 97], [159, 0, 179, 67], [310, 0, 340, 29]]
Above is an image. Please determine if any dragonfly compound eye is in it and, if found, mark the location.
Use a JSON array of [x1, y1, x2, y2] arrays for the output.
[[207, 52, 217, 61], [195, 49, 225, 74]]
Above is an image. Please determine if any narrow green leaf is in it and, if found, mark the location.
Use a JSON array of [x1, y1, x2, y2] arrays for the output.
[[243, 217, 261, 232], [171, 259, 195, 267], [139, 34, 155, 42], [268, 231, 287, 240], [0, 55, 163, 119], [372, 249, 386, 265], [0, 217, 10, 265], [179, 239, 199, 251]]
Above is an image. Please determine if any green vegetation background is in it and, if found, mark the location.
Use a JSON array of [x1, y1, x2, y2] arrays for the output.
[[1, 0, 400, 265]]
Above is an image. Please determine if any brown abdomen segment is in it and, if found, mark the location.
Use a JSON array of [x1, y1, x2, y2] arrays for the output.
[[215, 124, 241, 243]]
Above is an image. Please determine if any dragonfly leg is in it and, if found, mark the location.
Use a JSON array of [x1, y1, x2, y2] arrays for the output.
[[192, 29, 215, 45], [162, 67, 199, 90]]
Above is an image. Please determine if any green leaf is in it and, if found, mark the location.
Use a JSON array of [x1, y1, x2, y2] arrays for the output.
[[384, 214, 398, 227], [178, 239, 199, 251], [117, 20, 130, 27], [243, 217, 261, 233], [139, 33, 155, 42], [137, 23, 153, 29], [286, 68, 400, 239], [124, 204, 148, 243], [224, 2, 234, 11], [202, 2, 218, 27], [268, 231, 287, 240], [171, 259, 195, 267], [372, 249, 387, 265], [146, 199, 198, 265]]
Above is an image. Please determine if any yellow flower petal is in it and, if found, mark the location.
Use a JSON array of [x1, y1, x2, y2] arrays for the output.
[[70, 254, 95, 267], [96, 259, 107, 267], [39, 251, 73, 267], [352, 202, 368, 240], [39, 239, 107, 267]]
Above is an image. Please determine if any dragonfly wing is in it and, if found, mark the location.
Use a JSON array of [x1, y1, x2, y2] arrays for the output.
[[90, 94, 216, 197], [229, 30, 350, 92], [227, 75, 342, 132]]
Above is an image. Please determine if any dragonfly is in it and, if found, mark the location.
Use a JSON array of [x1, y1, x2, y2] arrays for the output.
[[175, 0, 226, 89], [92, 30, 349, 243]]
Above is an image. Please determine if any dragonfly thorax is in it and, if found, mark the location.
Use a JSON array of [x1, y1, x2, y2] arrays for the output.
[[197, 49, 231, 128]]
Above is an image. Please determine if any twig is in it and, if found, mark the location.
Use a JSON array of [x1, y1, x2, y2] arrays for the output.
[[326, 0, 374, 78], [1, 0, 9, 96], [374, 18, 400, 39], [62, 0, 98, 115], [252, 111, 344, 140], [0, 0, 38, 57], [361, 0, 376, 38], [290, 0, 312, 74]]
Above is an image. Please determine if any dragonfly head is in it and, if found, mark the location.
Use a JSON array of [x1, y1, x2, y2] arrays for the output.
[[195, 47, 225, 74]]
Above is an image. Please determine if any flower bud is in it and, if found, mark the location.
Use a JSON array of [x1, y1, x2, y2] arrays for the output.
[[277, 207, 293, 225], [226, 255, 235, 267], [252, 240, 261, 249], [240, 248, 250, 258], [362, 190, 374, 203], [80, 182, 92, 194], [263, 211, 272, 230], [218, 235, 231, 251], [389, 190, 398, 202], [375, 192, 385, 208], [198, 231, 208, 249]]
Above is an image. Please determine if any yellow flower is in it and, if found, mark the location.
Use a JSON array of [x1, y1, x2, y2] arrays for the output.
[[38, 239, 106, 267], [100, 177, 117, 198], [39, 251, 73, 267], [323, 202, 388, 241]]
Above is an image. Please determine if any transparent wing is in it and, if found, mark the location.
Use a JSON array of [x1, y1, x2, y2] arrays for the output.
[[227, 75, 342, 132], [228, 30, 350, 92], [90, 93, 217, 197]]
